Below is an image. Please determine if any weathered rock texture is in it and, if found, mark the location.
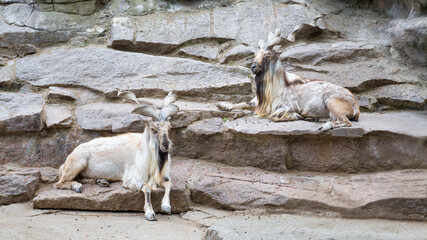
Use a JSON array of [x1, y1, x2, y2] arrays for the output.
[[206, 213, 427, 240], [172, 111, 427, 173], [0, 0, 426, 223], [33, 159, 427, 221], [0, 172, 40, 205], [16, 47, 252, 100]]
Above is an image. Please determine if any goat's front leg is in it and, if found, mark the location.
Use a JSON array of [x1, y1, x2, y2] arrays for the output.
[[216, 97, 257, 112], [160, 177, 172, 214], [271, 108, 304, 122], [142, 185, 156, 221]]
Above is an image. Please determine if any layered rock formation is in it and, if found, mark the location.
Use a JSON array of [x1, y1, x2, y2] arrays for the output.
[[0, 0, 426, 227]]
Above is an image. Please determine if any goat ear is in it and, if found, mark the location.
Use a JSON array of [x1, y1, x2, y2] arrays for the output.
[[159, 104, 179, 120], [132, 105, 160, 121], [163, 92, 177, 107]]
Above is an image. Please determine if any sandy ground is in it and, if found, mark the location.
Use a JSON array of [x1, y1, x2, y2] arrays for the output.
[[2, 202, 427, 240], [0, 202, 205, 240]]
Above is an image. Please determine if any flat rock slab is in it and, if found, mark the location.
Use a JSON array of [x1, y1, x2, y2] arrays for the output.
[[173, 111, 427, 173], [190, 161, 427, 221], [206, 213, 427, 240], [16, 47, 252, 100], [33, 159, 193, 213], [33, 159, 427, 221], [109, 2, 318, 52], [224, 111, 427, 138], [33, 182, 189, 213]]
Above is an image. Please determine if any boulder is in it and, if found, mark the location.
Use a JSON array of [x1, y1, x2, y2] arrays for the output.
[[45, 105, 74, 128], [0, 172, 40, 205], [0, 92, 44, 132], [16, 47, 252, 100]]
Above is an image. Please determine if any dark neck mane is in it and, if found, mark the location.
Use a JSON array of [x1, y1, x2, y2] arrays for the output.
[[158, 148, 168, 172]]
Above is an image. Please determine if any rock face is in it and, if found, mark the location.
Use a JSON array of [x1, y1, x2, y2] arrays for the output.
[[0, 172, 40, 205], [16, 47, 252, 100], [0, 92, 44, 132], [390, 17, 427, 65], [33, 159, 427, 221], [172, 112, 427, 173], [109, 1, 318, 53], [0, 0, 426, 223]]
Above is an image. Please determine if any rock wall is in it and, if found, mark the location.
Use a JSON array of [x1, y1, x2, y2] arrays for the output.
[[0, 0, 426, 169]]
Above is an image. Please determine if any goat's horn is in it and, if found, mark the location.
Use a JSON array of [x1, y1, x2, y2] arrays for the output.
[[286, 23, 322, 42], [132, 105, 160, 121], [267, 28, 281, 42], [163, 92, 177, 107], [117, 90, 140, 105], [266, 29, 291, 50], [159, 104, 179, 120], [258, 39, 266, 50]]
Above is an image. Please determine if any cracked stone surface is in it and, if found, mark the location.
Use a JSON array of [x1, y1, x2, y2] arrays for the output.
[[32, 159, 427, 221], [15, 47, 252, 100]]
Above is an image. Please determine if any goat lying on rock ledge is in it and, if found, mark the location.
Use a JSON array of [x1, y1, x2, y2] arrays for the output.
[[55, 93, 179, 221], [217, 29, 360, 131]]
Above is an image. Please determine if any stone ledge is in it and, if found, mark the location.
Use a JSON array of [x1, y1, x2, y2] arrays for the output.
[[15, 47, 252, 100], [172, 111, 427, 173], [32, 159, 427, 221]]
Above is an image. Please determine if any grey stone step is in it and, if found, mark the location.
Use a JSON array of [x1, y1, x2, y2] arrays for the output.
[[15, 46, 252, 101], [206, 213, 427, 240], [32, 159, 427, 221], [171, 111, 427, 173]]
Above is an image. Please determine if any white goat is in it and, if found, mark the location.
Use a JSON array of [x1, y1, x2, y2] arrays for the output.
[[55, 93, 179, 221]]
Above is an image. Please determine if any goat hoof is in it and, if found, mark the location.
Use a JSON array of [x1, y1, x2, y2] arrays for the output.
[[161, 204, 171, 215], [145, 213, 157, 221], [96, 179, 110, 187], [318, 122, 333, 132], [216, 102, 232, 111], [72, 184, 83, 193]]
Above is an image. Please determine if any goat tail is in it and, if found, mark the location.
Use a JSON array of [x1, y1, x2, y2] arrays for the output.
[[349, 106, 360, 122]]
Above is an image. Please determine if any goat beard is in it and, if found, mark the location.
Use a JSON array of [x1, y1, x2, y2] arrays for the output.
[[254, 65, 273, 118]]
